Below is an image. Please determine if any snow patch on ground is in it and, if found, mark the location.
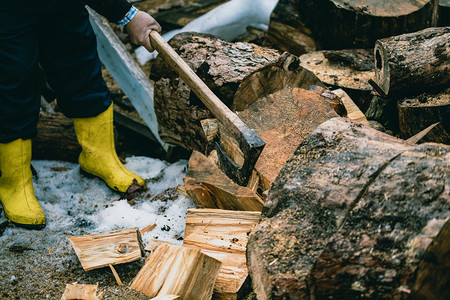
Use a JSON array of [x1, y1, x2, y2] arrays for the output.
[[0, 156, 194, 246]]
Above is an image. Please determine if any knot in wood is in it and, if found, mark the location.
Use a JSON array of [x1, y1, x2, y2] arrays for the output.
[[117, 243, 129, 254]]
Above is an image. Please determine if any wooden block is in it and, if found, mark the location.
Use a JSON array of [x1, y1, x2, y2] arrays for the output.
[[61, 283, 102, 300], [332, 88, 370, 126], [183, 209, 261, 299], [184, 151, 263, 211], [130, 243, 222, 299], [68, 228, 144, 271]]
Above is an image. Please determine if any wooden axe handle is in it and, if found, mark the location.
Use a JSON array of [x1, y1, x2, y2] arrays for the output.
[[149, 31, 247, 138]]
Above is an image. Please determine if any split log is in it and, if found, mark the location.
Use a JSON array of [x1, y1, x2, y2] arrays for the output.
[[332, 89, 370, 126], [398, 89, 450, 144], [151, 32, 324, 152], [33, 111, 80, 163], [373, 27, 450, 97], [61, 283, 102, 300], [438, 0, 450, 26], [247, 118, 449, 299], [237, 88, 339, 191], [183, 208, 261, 299], [68, 228, 144, 271], [268, 0, 439, 51], [130, 243, 222, 299], [300, 50, 374, 112], [183, 151, 264, 211]]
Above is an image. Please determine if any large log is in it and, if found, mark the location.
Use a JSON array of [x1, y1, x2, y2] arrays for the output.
[[33, 111, 80, 162], [247, 117, 450, 299], [151, 32, 324, 152], [267, 0, 439, 51], [373, 27, 450, 97], [237, 88, 339, 191]]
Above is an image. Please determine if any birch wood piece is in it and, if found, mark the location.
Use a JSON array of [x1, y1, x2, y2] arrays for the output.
[[373, 27, 450, 97], [183, 209, 261, 299], [237, 88, 339, 191], [332, 89, 370, 126], [61, 283, 102, 300], [68, 228, 144, 271], [183, 151, 263, 211], [130, 243, 222, 299]]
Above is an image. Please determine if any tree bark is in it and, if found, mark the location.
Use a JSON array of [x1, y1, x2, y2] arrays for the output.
[[373, 27, 450, 97], [33, 111, 80, 163], [267, 0, 439, 51], [398, 90, 450, 144], [247, 117, 449, 299], [151, 32, 324, 152]]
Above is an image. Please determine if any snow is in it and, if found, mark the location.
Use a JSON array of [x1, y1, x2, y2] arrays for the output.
[[135, 0, 279, 64], [0, 156, 195, 246]]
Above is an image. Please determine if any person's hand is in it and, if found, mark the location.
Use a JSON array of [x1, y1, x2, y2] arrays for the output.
[[125, 11, 161, 52]]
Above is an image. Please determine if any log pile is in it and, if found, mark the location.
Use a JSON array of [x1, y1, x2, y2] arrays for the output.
[[30, 0, 450, 299]]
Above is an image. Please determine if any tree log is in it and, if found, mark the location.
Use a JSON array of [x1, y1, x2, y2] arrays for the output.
[[398, 89, 450, 144], [300, 50, 374, 112], [373, 27, 450, 97], [247, 117, 450, 299], [151, 32, 324, 152], [33, 111, 80, 163], [267, 0, 439, 51], [237, 88, 339, 192]]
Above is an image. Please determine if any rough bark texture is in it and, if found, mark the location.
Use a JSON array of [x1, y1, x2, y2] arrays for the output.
[[267, 0, 439, 51], [373, 27, 450, 97], [398, 92, 450, 144], [247, 117, 449, 299], [310, 143, 449, 299], [151, 32, 325, 153]]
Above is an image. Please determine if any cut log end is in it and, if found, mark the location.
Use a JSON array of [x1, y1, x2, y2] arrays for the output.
[[374, 40, 390, 97]]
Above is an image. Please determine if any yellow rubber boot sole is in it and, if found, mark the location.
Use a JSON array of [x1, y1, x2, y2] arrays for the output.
[[73, 105, 145, 193], [0, 139, 46, 228]]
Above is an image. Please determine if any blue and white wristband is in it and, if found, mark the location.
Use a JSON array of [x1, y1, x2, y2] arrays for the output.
[[117, 6, 138, 26]]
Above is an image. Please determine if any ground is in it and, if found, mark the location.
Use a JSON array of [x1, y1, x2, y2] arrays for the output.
[[0, 157, 194, 299]]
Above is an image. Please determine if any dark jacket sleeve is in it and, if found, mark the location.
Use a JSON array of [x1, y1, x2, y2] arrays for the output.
[[85, 0, 132, 23]]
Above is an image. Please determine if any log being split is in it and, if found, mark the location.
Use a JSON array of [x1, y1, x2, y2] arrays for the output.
[[151, 32, 323, 153], [373, 27, 450, 97]]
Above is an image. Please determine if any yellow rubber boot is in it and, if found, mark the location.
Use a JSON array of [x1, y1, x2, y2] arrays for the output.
[[73, 105, 145, 193], [0, 139, 46, 228]]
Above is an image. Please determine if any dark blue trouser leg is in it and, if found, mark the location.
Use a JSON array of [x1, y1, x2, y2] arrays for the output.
[[0, 2, 111, 143]]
